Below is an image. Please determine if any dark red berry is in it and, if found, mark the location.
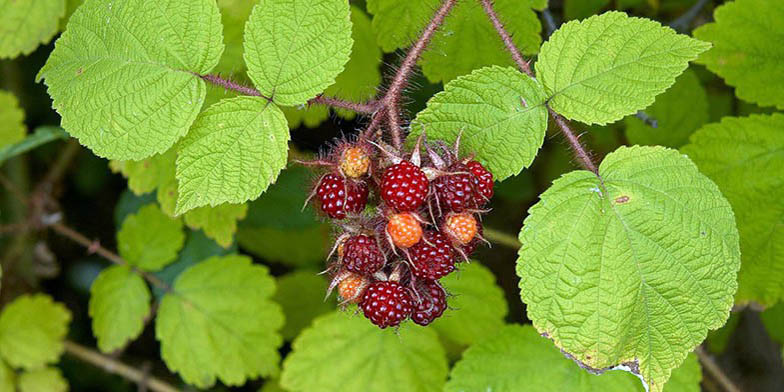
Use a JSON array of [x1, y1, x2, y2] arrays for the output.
[[342, 235, 385, 274], [409, 231, 455, 279], [315, 174, 368, 219], [380, 161, 429, 212], [360, 281, 413, 328], [411, 280, 447, 326], [433, 166, 477, 213], [467, 160, 493, 203]]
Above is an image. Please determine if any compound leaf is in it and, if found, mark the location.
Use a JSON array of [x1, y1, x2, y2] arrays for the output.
[[156, 255, 283, 388], [410, 66, 548, 181], [281, 312, 448, 392], [183, 203, 248, 248], [117, 204, 185, 271], [274, 270, 334, 341], [682, 114, 784, 306], [18, 367, 68, 392], [433, 262, 507, 347], [0, 91, 26, 148], [110, 149, 176, 196], [89, 265, 151, 353], [175, 96, 289, 214], [244, 0, 352, 105], [537, 11, 709, 125], [366, 0, 438, 52], [517, 145, 739, 391], [0, 294, 71, 370], [694, 0, 784, 109], [0, 0, 65, 58], [38, 0, 224, 160]]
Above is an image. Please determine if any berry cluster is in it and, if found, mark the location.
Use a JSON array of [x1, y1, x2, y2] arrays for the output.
[[305, 135, 493, 329]]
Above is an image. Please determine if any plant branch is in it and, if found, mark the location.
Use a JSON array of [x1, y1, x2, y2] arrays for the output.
[[48, 222, 171, 292], [380, 0, 458, 150], [478, 0, 533, 77], [198, 74, 267, 98], [695, 346, 742, 392], [483, 227, 522, 249], [548, 107, 598, 174], [670, 0, 711, 32], [64, 341, 179, 392]]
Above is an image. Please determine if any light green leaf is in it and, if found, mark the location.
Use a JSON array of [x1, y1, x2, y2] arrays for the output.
[[682, 114, 784, 306], [274, 270, 334, 341], [625, 69, 708, 148], [238, 226, 328, 267], [0, 91, 26, 148], [183, 203, 248, 248], [410, 66, 548, 181], [694, 0, 784, 109], [38, 0, 224, 160], [536, 11, 710, 125], [419, 0, 542, 83], [175, 96, 289, 214], [0, 0, 65, 58], [117, 204, 185, 271], [366, 0, 438, 52], [18, 367, 68, 392], [0, 126, 68, 166], [666, 353, 701, 392], [0, 361, 14, 392], [110, 149, 176, 196], [0, 294, 71, 370], [433, 262, 507, 347], [156, 255, 283, 388], [243, 0, 352, 105], [445, 325, 643, 392], [517, 145, 739, 391], [281, 312, 448, 392], [216, 0, 258, 74], [89, 265, 151, 353]]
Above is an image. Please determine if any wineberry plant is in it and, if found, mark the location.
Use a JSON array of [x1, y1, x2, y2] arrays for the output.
[[0, 0, 782, 391]]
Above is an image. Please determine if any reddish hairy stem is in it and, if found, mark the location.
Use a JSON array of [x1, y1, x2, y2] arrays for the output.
[[381, 0, 458, 150], [198, 74, 267, 99], [548, 107, 598, 174], [478, 0, 533, 77]]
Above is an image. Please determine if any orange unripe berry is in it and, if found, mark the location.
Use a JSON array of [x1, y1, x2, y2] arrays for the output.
[[340, 146, 371, 178], [386, 213, 423, 248], [444, 213, 478, 245], [338, 272, 369, 303]]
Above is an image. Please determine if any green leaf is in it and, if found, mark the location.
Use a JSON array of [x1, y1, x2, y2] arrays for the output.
[[110, 149, 176, 196], [152, 230, 235, 297], [183, 203, 248, 248], [0, 126, 68, 165], [175, 96, 289, 214], [18, 367, 68, 392], [88, 265, 151, 353], [366, 0, 438, 52], [216, 0, 257, 74], [564, 0, 609, 21], [155, 255, 283, 388], [445, 325, 643, 392], [419, 0, 542, 83], [624, 69, 708, 148], [410, 66, 548, 181], [0, 361, 14, 392], [281, 312, 448, 392], [705, 312, 740, 354], [0, 91, 26, 148], [37, 0, 224, 160], [117, 204, 185, 271], [0, 0, 65, 58], [761, 303, 784, 345], [238, 226, 328, 267], [243, 0, 352, 105], [536, 11, 710, 125], [666, 353, 701, 392], [682, 114, 784, 306], [433, 262, 507, 347], [274, 270, 334, 341], [694, 0, 784, 109], [516, 145, 739, 391], [0, 294, 71, 370]]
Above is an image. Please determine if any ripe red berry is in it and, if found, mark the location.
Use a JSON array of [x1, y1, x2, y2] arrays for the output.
[[380, 161, 429, 211], [315, 174, 368, 219], [433, 167, 477, 213], [342, 235, 385, 274], [337, 272, 369, 304], [360, 281, 413, 328], [467, 160, 493, 203], [411, 280, 447, 326], [386, 213, 423, 249], [409, 231, 456, 280]]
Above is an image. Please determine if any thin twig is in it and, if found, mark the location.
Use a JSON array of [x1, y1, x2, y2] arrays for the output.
[[483, 227, 522, 249], [48, 222, 171, 291], [670, 0, 711, 32], [548, 107, 598, 174], [478, 0, 533, 77], [381, 0, 459, 150], [695, 346, 742, 392], [64, 341, 180, 392]]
